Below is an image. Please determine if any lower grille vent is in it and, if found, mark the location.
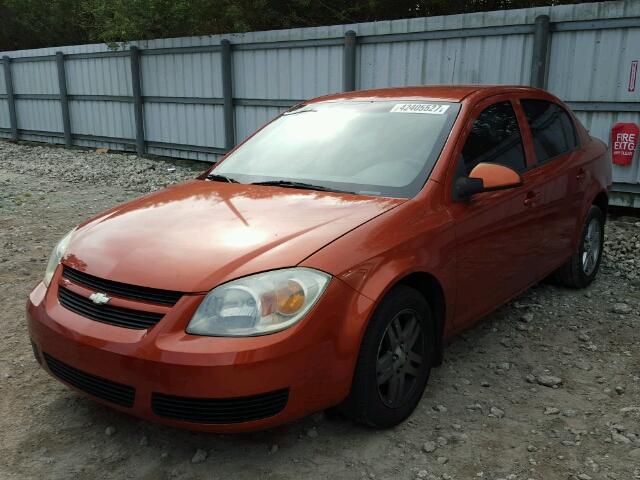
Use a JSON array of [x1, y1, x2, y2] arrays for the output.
[[44, 353, 135, 407], [151, 389, 289, 423]]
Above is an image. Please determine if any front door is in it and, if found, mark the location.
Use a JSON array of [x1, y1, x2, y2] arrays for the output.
[[446, 98, 546, 329]]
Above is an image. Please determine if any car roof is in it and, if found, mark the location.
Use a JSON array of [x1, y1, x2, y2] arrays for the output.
[[306, 85, 550, 104]]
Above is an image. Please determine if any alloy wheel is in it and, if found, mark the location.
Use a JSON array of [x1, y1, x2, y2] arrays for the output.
[[375, 309, 424, 408], [582, 217, 602, 276]]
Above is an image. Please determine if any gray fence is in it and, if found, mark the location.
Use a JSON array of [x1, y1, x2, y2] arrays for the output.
[[1, 0, 639, 202]]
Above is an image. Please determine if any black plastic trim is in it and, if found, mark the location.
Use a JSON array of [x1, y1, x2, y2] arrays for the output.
[[58, 286, 164, 329], [62, 266, 183, 306], [44, 353, 135, 407], [151, 389, 289, 424]]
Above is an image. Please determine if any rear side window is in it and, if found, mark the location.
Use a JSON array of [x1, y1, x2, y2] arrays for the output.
[[461, 101, 526, 174], [521, 99, 578, 163]]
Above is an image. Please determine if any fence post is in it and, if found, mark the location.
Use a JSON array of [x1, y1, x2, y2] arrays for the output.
[[221, 39, 236, 150], [2, 56, 18, 141], [56, 52, 73, 148], [343, 31, 357, 92], [129, 46, 145, 156], [530, 15, 551, 89]]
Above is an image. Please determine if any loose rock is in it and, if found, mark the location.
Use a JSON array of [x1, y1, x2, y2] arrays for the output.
[[191, 449, 207, 464], [537, 375, 563, 388], [422, 441, 437, 453], [612, 303, 632, 314], [489, 406, 505, 418]]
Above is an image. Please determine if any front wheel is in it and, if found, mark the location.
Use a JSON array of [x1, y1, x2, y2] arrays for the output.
[[339, 285, 434, 428], [555, 205, 605, 288]]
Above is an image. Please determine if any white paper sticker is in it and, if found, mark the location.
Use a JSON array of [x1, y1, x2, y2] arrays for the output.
[[390, 103, 449, 114]]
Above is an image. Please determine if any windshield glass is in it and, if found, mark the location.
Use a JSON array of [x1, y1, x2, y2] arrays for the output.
[[212, 100, 460, 198]]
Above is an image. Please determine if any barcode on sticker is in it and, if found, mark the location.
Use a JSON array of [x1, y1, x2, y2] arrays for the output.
[[390, 103, 449, 114]]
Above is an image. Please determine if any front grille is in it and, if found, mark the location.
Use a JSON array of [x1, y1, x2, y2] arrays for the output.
[[62, 266, 183, 306], [151, 389, 289, 424], [44, 353, 135, 407], [58, 286, 164, 329]]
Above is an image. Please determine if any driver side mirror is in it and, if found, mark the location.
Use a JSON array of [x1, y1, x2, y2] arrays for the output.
[[453, 163, 522, 202]]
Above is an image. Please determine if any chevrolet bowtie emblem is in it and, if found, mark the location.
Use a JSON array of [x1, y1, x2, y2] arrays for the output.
[[89, 292, 111, 305]]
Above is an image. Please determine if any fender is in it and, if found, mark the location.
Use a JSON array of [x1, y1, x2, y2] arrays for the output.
[[570, 138, 610, 250], [301, 182, 457, 357]]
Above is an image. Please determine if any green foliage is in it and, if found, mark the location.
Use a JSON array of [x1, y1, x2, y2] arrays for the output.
[[0, 0, 604, 51], [0, 0, 86, 51]]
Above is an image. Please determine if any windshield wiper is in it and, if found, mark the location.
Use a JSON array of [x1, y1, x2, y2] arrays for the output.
[[252, 180, 351, 194], [206, 173, 239, 183]]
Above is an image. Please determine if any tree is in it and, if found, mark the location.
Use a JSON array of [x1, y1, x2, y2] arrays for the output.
[[0, 0, 606, 52], [0, 0, 86, 51]]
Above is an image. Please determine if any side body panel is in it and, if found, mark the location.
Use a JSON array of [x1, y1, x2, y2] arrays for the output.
[[512, 95, 608, 274], [443, 93, 548, 328], [301, 179, 457, 341]]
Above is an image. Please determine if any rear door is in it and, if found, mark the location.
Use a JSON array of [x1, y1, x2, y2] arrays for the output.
[[446, 96, 546, 329], [516, 98, 583, 274]]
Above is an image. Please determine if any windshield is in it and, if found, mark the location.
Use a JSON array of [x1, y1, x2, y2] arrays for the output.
[[211, 100, 460, 198]]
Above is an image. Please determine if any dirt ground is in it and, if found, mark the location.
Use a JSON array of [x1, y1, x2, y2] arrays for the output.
[[1, 142, 639, 480]]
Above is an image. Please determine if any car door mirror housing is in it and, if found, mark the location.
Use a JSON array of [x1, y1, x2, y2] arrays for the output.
[[454, 163, 523, 201], [453, 176, 484, 201]]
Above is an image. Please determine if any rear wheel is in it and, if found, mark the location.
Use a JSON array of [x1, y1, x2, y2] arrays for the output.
[[555, 205, 604, 288], [339, 285, 434, 428]]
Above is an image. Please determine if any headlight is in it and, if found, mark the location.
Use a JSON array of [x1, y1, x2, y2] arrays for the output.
[[43, 228, 76, 286], [187, 268, 331, 337]]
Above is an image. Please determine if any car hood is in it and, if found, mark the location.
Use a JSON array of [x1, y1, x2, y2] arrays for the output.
[[62, 180, 404, 292]]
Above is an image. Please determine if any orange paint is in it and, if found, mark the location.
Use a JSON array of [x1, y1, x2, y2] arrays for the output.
[[27, 85, 610, 432]]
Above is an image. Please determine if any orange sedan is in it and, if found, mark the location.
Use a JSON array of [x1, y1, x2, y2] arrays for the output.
[[27, 86, 611, 431]]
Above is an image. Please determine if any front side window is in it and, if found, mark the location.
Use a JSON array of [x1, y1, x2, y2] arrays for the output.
[[521, 99, 578, 163], [460, 101, 526, 174], [212, 101, 460, 198]]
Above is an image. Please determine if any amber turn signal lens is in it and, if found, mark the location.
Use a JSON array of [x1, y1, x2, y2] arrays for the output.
[[276, 280, 305, 315]]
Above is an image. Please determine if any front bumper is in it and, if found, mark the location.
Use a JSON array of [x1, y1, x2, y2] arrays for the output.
[[27, 269, 375, 432]]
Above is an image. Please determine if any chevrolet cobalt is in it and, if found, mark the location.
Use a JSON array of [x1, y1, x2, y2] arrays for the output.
[[27, 86, 610, 431]]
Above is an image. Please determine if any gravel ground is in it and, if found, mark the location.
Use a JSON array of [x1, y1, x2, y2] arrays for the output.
[[1, 141, 639, 480]]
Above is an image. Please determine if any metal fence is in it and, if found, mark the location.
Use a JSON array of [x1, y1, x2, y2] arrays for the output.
[[1, 0, 639, 202]]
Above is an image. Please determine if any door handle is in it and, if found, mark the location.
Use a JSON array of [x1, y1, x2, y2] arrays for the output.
[[524, 191, 541, 207], [576, 168, 587, 181]]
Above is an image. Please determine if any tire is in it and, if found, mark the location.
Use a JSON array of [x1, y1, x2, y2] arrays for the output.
[[555, 205, 605, 288], [339, 285, 434, 428]]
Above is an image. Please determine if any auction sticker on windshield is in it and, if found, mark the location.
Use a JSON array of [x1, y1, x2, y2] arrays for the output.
[[390, 103, 450, 114]]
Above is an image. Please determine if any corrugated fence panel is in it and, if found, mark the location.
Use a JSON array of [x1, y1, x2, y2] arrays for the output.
[[144, 103, 225, 161], [63, 55, 134, 150], [0, 100, 9, 128], [16, 99, 61, 132], [548, 27, 640, 102], [358, 34, 533, 88], [10, 59, 62, 141], [69, 99, 135, 152], [0, 66, 7, 137], [141, 51, 222, 97], [65, 56, 132, 96], [233, 46, 343, 100], [0, 65, 5, 94], [11, 59, 58, 94], [145, 145, 217, 163], [141, 51, 225, 161]]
